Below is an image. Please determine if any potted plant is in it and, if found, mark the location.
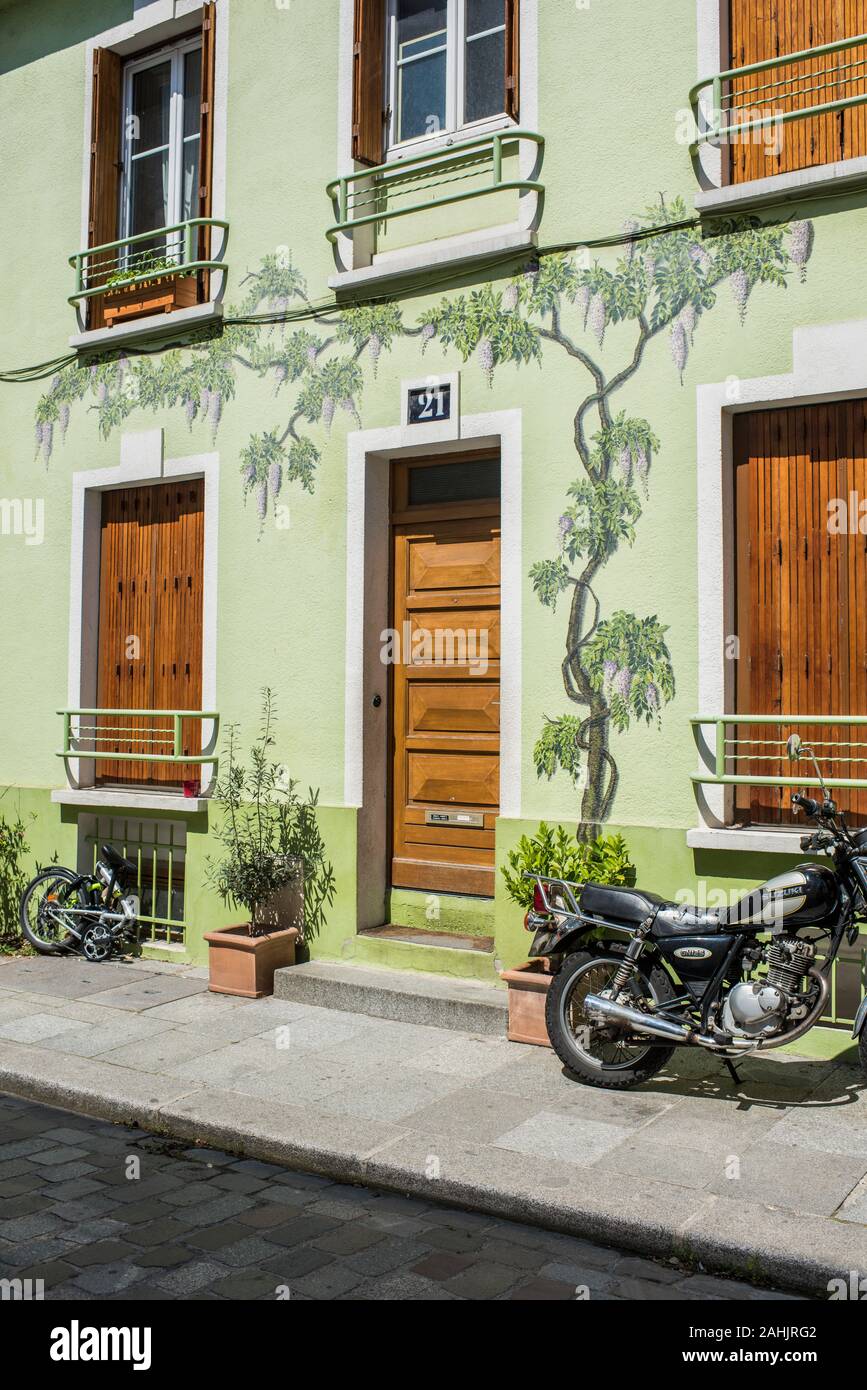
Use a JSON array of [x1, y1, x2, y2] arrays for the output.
[[499, 824, 635, 1046], [103, 251, 197, 326], [204, 689, 335, 997]]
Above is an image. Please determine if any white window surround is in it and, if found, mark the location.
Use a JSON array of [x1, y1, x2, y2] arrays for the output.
[[692, 315, 867, 853], [71, 0, 229, 348], [344, 407, 522, 929], [53, 428, 219, 816], [693, 1, 867, 212], [333, 0, 539, 289]]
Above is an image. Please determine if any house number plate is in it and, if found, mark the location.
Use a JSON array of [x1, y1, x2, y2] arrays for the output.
[[408, 383, 451, 424], [425, 809, 484, 828]]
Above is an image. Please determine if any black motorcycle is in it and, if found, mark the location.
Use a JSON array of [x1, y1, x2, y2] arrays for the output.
[[525, 735, 867, 1089], [19, 845, 142, 961]]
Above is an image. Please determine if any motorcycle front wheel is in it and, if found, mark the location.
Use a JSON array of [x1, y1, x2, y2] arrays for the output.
[[20, 868, 84, 955], [546, 948, 677, 1089]]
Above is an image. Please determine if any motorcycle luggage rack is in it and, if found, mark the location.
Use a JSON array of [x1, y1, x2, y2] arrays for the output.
[[522, 873, 640, 938]]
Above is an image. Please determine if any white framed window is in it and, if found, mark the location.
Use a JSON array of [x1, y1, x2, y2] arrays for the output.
[[386, 0, 510, 151], [120, 36, 203, 256]]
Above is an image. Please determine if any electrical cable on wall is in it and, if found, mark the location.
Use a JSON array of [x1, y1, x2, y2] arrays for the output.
[[0, 207, 784, 384]]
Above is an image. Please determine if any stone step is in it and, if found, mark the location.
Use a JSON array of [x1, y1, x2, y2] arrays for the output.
[[359, 924, 494, 952], [273, 957, 508, 1035]]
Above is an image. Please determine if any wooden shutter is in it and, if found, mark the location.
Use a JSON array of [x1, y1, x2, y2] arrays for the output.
[[197, 0, 217, 301], [505, 0, 520, 121], [352, 0, 385, 166], [734, 401, 867, 826], [97, 482, 204, 787], [87, 47, 122, 330], [728, 2, 867, 184]]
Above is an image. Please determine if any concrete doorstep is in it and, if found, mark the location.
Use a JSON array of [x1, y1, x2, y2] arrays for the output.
[[0, 956, 865, 1298]]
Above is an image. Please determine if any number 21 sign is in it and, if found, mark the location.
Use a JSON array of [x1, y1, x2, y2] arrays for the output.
[[407, 383, 451, 425]]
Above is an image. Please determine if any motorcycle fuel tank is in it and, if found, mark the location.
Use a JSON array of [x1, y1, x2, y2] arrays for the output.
[[723, 864, 840, 930]]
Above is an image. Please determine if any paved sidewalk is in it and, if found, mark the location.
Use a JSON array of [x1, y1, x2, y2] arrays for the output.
[[0, 1095, 801, 1300], [0, 955, 865, 1296]]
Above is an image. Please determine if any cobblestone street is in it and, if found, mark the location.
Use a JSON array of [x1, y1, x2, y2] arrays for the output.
[[0, 1095, 803, 1301]]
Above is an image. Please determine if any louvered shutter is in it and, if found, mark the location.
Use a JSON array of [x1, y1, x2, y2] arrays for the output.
[[505, 0, 520, 120], [352, 0, 386, 166], [87, 48, 122, 329]]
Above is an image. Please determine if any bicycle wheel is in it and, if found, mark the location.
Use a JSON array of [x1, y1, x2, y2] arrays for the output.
[[19, 868, 86, 955]]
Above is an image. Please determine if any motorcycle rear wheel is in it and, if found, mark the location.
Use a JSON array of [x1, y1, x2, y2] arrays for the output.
[[546, 948, 676, 1090]]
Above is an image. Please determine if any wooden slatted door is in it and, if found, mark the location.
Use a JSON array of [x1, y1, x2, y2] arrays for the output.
[[728, 1, 867, 184], [96, 481, 204, 786], [734, 401, 867, 824], [391, 458, 501, 897]]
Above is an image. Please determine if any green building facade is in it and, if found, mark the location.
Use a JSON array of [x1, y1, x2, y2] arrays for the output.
[[1, 0, 865, 1039]]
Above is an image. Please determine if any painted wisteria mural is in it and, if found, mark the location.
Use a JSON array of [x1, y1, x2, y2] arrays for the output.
[[34, 198, 814, 834]]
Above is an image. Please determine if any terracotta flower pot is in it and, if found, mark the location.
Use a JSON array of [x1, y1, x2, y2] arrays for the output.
[[500, 959, 554, 1047], [203, 924, 300, 999]]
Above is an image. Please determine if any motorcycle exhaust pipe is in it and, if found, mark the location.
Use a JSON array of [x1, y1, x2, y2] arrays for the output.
[[583, 993, 693, 1043]]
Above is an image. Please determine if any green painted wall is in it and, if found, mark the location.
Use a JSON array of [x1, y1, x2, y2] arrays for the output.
[[0, 0, 864, 1048]]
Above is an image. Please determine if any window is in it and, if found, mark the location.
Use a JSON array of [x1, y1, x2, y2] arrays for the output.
[[84, 2, 216, 330], [120, 39, 202, 257], [352, 0, 518, 165], [388, 0, 510, 147]]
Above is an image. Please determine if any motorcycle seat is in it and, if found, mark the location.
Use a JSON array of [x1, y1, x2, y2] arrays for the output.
[[579, 883, 667, 924]]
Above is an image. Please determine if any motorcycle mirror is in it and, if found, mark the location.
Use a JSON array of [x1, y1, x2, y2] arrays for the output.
[[786, 733, 802, 761]]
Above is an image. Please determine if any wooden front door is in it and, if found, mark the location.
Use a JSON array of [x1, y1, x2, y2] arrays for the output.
[[96, 481, 204, 786], [390, 456, 501, 897], [734, 400, 867, 824]]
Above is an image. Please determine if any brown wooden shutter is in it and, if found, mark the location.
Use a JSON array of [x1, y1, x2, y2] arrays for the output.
[[734, 399, 867, 827], [352, 0, 385, 166], [198, 0, 217, 301], [728, 1, 867, 183], [505, 0, 520, 121], [97, 482, 204, 786], [87, 47, 122, 329]]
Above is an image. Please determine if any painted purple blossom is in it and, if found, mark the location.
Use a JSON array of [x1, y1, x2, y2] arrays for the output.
[[268, 460, 283, 501], [575, 282, 591, 329], [368, 332, 382, 375], [477, 336, 494, 386], [603, 659, 618, 689], [669, 320, 688, 382], [730, 267, 749, 324], [588, 291, 607, 347], [502, 283, 519, 312], [420, 323, 436, 354], [615, 666, 633, 699], [322, 395, 335, 431], [789, 220, 813, 283]]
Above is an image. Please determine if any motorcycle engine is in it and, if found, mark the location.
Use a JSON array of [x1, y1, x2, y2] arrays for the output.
[[721, 935, 816, 1039]]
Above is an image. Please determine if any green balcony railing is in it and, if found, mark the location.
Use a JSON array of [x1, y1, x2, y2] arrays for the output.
[[58, 709, 219, 775], [69, 217, 229, 304], [689, 31, 867, 154], [691, 714, 867, 790], [326, 129, 544, 242]]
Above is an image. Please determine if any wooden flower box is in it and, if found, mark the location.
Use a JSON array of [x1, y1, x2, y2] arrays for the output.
[[102, 273, 198, 327]]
